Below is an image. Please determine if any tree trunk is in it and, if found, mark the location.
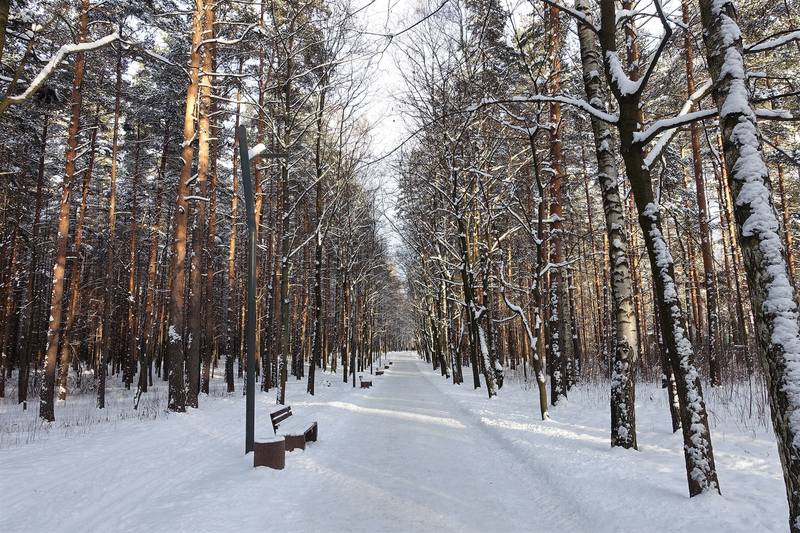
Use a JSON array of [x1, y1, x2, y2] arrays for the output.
[[17, 115, 48, 404], [125, 123, 143, 390], [98, 25, 124, 410], [575, 0, 638, 448], [57, 113, 98, 401], [168, 0, 205, 412], [39, 0, 89, 422], [139, 123, 170, 399], [599, 0, 718, 496], [700, 0, 800, 526], [682, 0, 721, 385]]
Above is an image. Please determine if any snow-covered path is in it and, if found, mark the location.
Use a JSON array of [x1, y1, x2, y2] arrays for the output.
[[0, 351, 787, 532], [282, 352, 585, 531], [1, 352, 581, 532]]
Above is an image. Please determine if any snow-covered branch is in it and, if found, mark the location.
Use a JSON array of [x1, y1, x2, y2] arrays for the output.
[[755, 108, 800, 121], [248, 143, 267, 161], [634, 108, 717, 146], [538, 0, 599, 34], [197, 23, 260, 50], [1, 31, 119, 112], [643, 79, 713, 167], [744, 30, 800, 53], [471, 95, 618, 124]]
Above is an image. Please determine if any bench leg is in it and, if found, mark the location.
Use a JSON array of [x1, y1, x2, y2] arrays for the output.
[[284, 434, 306, 452], [307, 422, 318, 442], [254, 439, 285, 470]]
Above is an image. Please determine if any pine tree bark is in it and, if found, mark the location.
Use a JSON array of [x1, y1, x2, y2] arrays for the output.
[[17, 115, 48, 404], [39, 0, 89, 422], [125, 123, 143, 390], [309, 74, 328, 395], [98, 26, 123, 409], [188, 0, 213, 408], [0, 219, 20, 399], [168, 0, 204, 412], [226, 59, 243, 393], [201, 1, 217, 396], [57, 114, 98, 401], [682, 0, 721, 385], [139, 124, 170, 398]]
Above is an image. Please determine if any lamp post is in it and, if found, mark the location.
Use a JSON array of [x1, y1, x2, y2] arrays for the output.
[[237, 125, 288, 454]]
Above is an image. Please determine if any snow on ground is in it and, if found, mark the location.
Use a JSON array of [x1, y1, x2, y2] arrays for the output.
[[0, 352, 787, 532]]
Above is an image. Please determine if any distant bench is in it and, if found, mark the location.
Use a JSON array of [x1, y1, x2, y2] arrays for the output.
[[360, 376, 373, 389]]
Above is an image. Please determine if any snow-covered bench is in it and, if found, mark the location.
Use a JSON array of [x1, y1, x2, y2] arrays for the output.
[[270, 406, 318, 452], [375, 370, 384, 376], [359, 376, 373, 389]]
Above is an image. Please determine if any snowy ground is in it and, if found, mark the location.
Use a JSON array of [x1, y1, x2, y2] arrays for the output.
[[0, 352, 787, 532]]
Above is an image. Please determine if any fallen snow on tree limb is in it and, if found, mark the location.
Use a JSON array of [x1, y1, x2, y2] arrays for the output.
[[745, 30, 800, 53], [3, 32, 119, 107], [634, 108, 717, 145], [472, 95, 618, 124], [248, 143, 267, 160], [644, 80, 713, 168]]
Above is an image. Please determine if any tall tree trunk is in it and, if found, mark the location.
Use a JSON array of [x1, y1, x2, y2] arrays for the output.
[[0, 220, 20, 399], [700, 0, 800, 526], [547, 3, 566, 404], [226, 59, 243, 394], [125, 123, 143, 390], [57, 114, 98, 401], [201, 2, 217, 396], [682, 0, 720, 385], [139, 123, 170, 399], [39, 0, 89, 422], [599, 0, 718, 496], [309, 72, 329, 396], [575, 0, 638, 448], [98, 26, 123, 409], [168, 0, 204, 412]]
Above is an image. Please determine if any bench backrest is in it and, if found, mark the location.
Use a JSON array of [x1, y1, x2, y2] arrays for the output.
[[270, 406, 292, 431]]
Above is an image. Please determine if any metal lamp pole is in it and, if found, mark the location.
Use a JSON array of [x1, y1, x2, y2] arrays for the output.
[[237, 125, 257, 454], [237, 125, 288, 455]]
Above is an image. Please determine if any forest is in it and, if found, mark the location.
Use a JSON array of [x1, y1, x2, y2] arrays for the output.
[[0, 0, 799, 531]]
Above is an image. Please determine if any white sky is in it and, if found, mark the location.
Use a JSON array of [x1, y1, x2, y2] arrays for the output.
[[356, 0, 420, 254]]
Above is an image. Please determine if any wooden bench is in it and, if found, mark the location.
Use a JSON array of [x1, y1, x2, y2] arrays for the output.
[[375, 370, 384, 376], [270, 406, 318, 452], [384, 365, 390, 369], [359, 376, 373, 389]]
